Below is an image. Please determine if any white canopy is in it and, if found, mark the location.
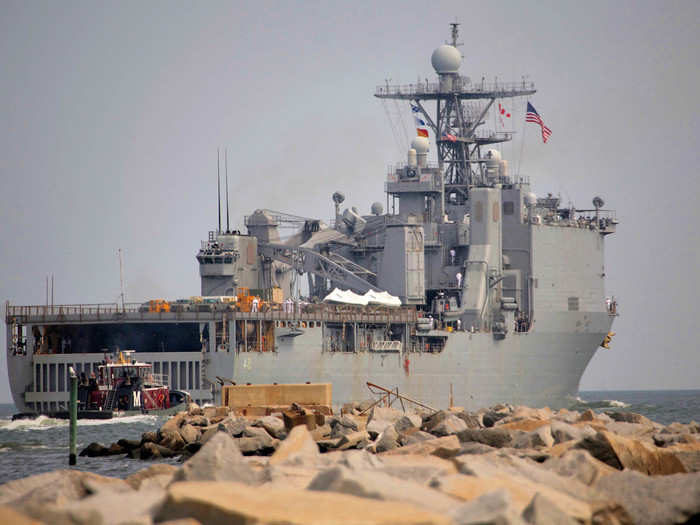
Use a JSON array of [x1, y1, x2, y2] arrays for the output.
[[322, 288, 401, 307]]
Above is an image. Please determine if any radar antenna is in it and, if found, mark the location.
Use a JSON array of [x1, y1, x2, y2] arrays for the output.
[[449, 21, 461, 47]]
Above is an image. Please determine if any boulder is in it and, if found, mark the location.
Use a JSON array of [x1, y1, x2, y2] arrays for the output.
[[378, 454, 458, 484], [512, 425, 554, 449], [172, 432, 260, 484], [141, 431, 158, 444], [125, 464, 179, 490], [459, 442, 496, 455], [449, 489, 524, 525], [592, 470, 700, 525], [368, 406, 404, 425], [549, 420, 596, 444], [666, 442, 700, 472], [236, 436, 277, 456], [399, 429, 435, 446], [382, 435, 461, 458], [140, 442, 177, 459], [605, 421, 656, 439], [316, 437, 344, 452], [157, 481, 452, 524], [117, 438, 142, 452], [160, 412, 186, 434], [187, 402, 203, 416], [366, 419, 392, 439], [199, 426, 221, 445], [269, 424, 320, 467], [310, 423, 331, 441], [604, 410, 652, 425], [375, 425, 400, 453], [653, 433, 698, 447], [576, 430, 687, 475], [178, 424, 200, 445], [186, 415, 209, 427], [104, 442, 126, 456], [482, 410, 508, 428], [542, 449, 617, 486], [256, 415, 287, 439], [499, 419, 551, 432], [50, 487, 167, 525], [220, 417, 248, 437], [577, 409, 597, 422], [308, 465, 461, 514], [0, 506, 41, 525], [458, 428, 516, 448], [521, 492, 578, 525], [337, 430, 371, 451], [429, 414, 468, 437], [330, 414, 360, 438], [453, 411, 482, 429], [79, 442, 109, 457], [394, 414, 422, 433], [159, 429, 185, 451]]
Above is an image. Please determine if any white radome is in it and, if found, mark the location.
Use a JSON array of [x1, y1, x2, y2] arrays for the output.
[[410, 136, 429, 153], [431, 45, 461, 74]]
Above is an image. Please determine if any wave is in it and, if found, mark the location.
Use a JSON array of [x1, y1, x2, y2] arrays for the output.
[[570, 397, 631, 410], [0, 413, 160, 431]]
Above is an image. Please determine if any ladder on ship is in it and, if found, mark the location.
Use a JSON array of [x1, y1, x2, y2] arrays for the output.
[[103, 389, 117, 411]]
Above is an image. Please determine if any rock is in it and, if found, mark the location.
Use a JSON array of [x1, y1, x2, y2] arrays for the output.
[[605, 421, 656, 438], [604, 410, 652, 425], [432, 472, 591, 522], [256, 415, 287, 439], [269, 424, 320, 467], [453, 411, 482, 429], [104, 442, 126, 456], [459, 442, 496, 455], [382, 435, 461, 458], [117, 438, 142, 452], [159, 429, 185, 451], [577, 409, 597, 422], [375, 425, 400, 453], [449, 489, 524, 525], [157, 481, 452, 524], [429, 414, 469, 437], [187, 402, 203, 416], [368, 406, 404, 425], [549, 420, 596, 444], [458, 428, 516, 448], [308, 465, 461, 514], [220, 417, 248, 437], [542, 449, 616, 486], [0, 470, 127, 521], [482, 410, 508, 428], [366, 419, 392, 439], [186, 415, 209, 427], [592, 470, 700, 525], [283, 410, 317, 431], [337, 430, 371, 451], [399, 429, 436, 446], [140, 442, 177, 459], [141, 431, 158, 444], [178, 424, 200, 445], [310, 423, 331, 441], [0, 506, 41, 525], [576, 430, 687, 475], [55, 487, 167, 525], [172, 432, 260, 484], [378, 454, 458, 484], [331, 414, 360, 438], [653, 433, 698, 447], [79, 442, 109, 457], [512, 425, 554, 449], [521, 492, 578, 525], [394, 414, 422, 433], [199, 426, 221, 445], [236, 436, 277, 456], [160, 412, 186, 434], [316, 437, 344, 452], [125, 464, 179, 490], [499, 419, 551, 432], [666, 442, 700, 472]]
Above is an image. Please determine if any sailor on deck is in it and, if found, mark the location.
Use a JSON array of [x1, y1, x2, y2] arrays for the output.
[[251, 297, 259, 313]]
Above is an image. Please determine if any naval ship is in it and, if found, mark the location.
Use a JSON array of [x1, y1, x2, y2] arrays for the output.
[[4, 24, 618, 414]]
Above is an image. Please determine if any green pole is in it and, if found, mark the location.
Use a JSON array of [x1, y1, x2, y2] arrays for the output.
[[69, 367, 77, 466]]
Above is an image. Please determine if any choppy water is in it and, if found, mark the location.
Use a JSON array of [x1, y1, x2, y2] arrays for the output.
[[0, 389, 698, 485]]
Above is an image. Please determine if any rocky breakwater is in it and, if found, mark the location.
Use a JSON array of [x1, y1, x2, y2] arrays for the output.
[[2, 403, 700, 524]]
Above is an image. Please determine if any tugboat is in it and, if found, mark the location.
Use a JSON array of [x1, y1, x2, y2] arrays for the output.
[[12, 350, 191, 420]]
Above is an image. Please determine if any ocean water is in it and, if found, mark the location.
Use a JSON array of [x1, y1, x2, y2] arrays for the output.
[[0, 389, 698, 485]]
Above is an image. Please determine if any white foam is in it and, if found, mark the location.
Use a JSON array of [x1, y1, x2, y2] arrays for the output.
[[0, 415, 66, 431], [603, 399, 630, 408]]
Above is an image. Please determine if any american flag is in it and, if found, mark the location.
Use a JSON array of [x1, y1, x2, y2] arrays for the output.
[[526, 102, 552, 143]]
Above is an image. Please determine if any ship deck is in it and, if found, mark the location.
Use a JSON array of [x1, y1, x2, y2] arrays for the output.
[[5, 302, 418, 325]]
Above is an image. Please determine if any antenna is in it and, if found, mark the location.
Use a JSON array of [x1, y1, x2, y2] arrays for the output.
[[118, 249, 126, 310], [217, 148, 221, 233], [225, 147, 230, 232], [449, 21, 462, 47], [51, 274, 54, 306]]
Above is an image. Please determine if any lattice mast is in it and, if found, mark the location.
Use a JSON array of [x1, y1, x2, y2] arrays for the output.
[[375, 23, 536, 204]]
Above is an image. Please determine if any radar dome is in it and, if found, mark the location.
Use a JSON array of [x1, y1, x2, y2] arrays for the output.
[[485, 149, 501, 161], [431, 45, 461, 74], [524, 193, 537, 207], [371, 202, 384, 216], [410, 136, 429, 154]]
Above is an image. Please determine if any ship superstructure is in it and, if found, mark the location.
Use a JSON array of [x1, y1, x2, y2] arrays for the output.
[[5, 25, 618, 414]]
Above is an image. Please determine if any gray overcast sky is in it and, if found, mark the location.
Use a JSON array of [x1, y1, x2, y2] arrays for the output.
[[1, 0, 699, 403]]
